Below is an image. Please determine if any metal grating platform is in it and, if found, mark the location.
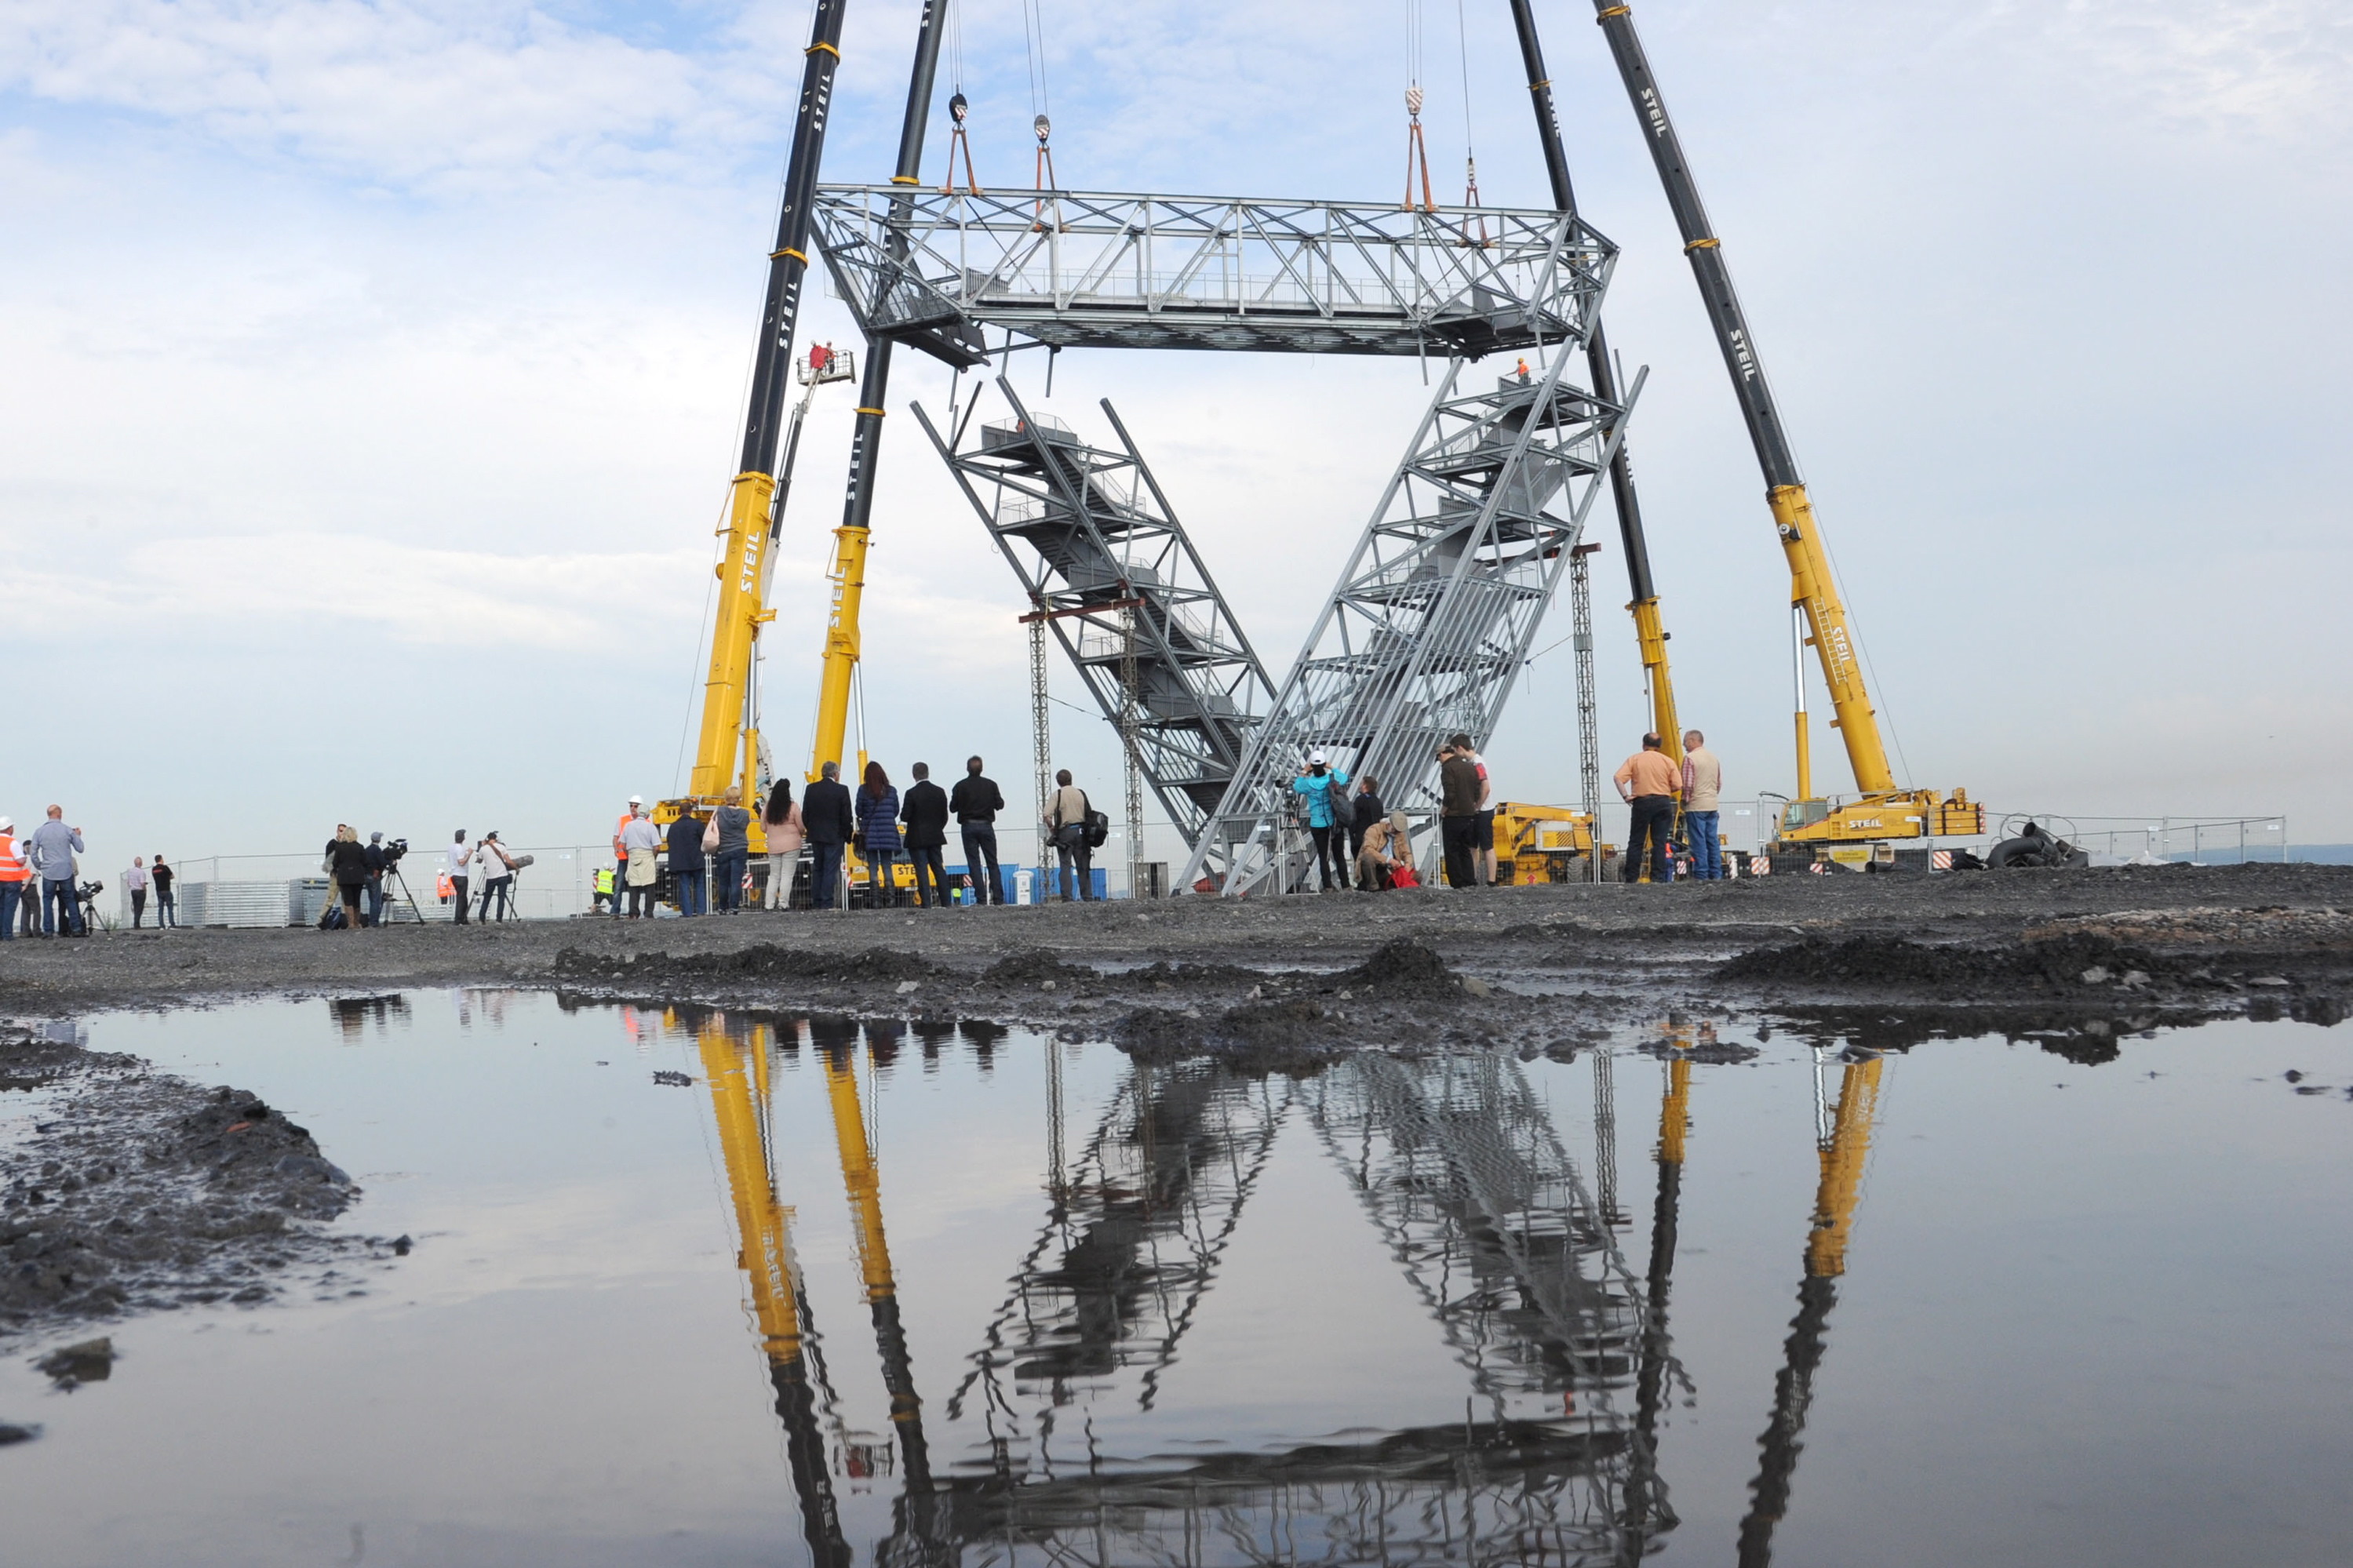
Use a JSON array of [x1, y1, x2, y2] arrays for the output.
[[814, 186, 1614, 363]]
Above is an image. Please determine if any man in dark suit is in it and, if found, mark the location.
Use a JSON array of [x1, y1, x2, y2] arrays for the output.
[[900, 762, 952, 909], [802, 761, 857, 910], [948, 754, 1007, 906]]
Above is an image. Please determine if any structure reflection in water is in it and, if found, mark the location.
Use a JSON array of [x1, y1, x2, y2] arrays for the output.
[[672, 1006, 1885, 1566], [1737, 1046, 1885, 1568]]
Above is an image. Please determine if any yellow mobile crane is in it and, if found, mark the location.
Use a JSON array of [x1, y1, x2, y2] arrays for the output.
[[1590, 3, 1983, 852], [662, 0, 849, 844], [668, 0, 949, 909]]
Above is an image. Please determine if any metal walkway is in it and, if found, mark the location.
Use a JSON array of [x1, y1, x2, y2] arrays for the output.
[[813, 186, 1612, 362], [1180, 347, 1638, 895], [913, 383, 1280, 849]]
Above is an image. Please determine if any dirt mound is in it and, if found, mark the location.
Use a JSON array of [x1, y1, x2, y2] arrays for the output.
[[1637, 1038, 1762, 1064], [982, 950, 1091, 988], [1717, 932, 2170, 991], [3, 1050, 390, 1341], [1337, 939, 1464, 999], [555, 944, 933, 987], [1115, 1001, 1339, 1071]]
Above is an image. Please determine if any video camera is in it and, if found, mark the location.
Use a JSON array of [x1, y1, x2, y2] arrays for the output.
[[379, 837, 409, 865]]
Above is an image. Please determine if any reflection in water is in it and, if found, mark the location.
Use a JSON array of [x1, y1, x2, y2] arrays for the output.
[[679, 1010, 1885, 1566], [1736, 1050, 1885, 1568], [326, 995, 410, 1042], [663, 1010, 1892, 1561], [695, 1017, 848, 1566]]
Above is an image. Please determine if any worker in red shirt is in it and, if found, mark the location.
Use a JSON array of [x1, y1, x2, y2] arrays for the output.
[[1612, 733, 1681, 885]]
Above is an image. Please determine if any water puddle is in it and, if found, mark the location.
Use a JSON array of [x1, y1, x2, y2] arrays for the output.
[[4, 993, 2350, 1565]]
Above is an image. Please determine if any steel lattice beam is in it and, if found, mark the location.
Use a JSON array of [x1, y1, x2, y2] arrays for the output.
[[814, 185, 1613, 362]]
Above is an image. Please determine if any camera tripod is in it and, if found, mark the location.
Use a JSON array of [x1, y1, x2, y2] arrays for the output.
[[377, 863, 425, 926]]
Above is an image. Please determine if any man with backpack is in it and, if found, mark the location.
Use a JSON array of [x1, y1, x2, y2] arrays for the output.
[[1290, 751, 1353, 893], [1043, 769, 1100, 902]]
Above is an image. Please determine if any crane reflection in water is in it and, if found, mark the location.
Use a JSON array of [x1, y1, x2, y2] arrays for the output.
[[668, 1005, 1883, 1566]]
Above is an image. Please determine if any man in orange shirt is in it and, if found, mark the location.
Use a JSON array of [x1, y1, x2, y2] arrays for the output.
[[1612, 733, 1681, 885]]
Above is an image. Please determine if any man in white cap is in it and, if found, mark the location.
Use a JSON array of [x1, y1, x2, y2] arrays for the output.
[[1289, 750, 1353, 893], [611, 795, 643, 919]]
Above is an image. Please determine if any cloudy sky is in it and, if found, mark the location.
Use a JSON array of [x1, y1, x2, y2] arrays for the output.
[[3, 0, 2347, 867]]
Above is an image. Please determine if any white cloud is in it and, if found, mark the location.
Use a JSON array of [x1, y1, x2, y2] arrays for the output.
[[3, 0, 2351, 852], [9, 532, 711, 647], [0, 0, 736, 191]]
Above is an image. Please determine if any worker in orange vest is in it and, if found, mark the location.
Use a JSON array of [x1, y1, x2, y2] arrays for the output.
[[0, 816, 31, 940], [611, 795, 642, 920]]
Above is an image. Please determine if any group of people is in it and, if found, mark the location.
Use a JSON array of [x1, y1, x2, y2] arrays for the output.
[[608, 788, 758, 920], [1303, 725, 1729, 893], [0, 808, 177, 937], [605, 756, 1105, 915], [1613, 728, 1725, 882], [423, 830, 525, 926], [1288, 752, 1425, 893]]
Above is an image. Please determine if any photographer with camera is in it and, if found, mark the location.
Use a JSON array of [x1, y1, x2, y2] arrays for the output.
[[474, 831, 518, 922], [364, 833, 389, 927]]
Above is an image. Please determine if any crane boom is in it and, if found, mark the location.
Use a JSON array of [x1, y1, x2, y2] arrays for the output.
[[809, 1, 948, 783], [1588, 0, 1878, 788], [1508, 0, 1681, 764], [1589, 3, 1982, 846], [687, 0, 848, 806]]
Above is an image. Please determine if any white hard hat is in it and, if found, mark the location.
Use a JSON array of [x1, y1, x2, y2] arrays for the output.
[[0, 816, 11, 831], [628, 794, 643, 804]]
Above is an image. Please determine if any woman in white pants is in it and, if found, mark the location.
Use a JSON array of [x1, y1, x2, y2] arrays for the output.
[[762, 779, 805, 911]]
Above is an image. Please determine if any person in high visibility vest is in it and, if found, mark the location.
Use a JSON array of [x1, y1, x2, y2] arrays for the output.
[[592, 864, 616, 915], [612, 795, 641, 920], [0, 816, 32, 941]]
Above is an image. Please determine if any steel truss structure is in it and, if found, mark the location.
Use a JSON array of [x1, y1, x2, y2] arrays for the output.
[[880, 1050, 1670, 1566], [821, 183, 1629, 895], [812, 185, 1612, 361], [1179, 346, 1639, 896], [915, 382, 1280, 848]]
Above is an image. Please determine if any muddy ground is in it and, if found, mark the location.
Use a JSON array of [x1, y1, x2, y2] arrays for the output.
[[5, 861, 2351, 1370], [0, 1021, 407, 1373], [5, 861, 2349, 1053]]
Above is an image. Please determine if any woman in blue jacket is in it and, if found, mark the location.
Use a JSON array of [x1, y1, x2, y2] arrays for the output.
[[856, 761, 904, 908]]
